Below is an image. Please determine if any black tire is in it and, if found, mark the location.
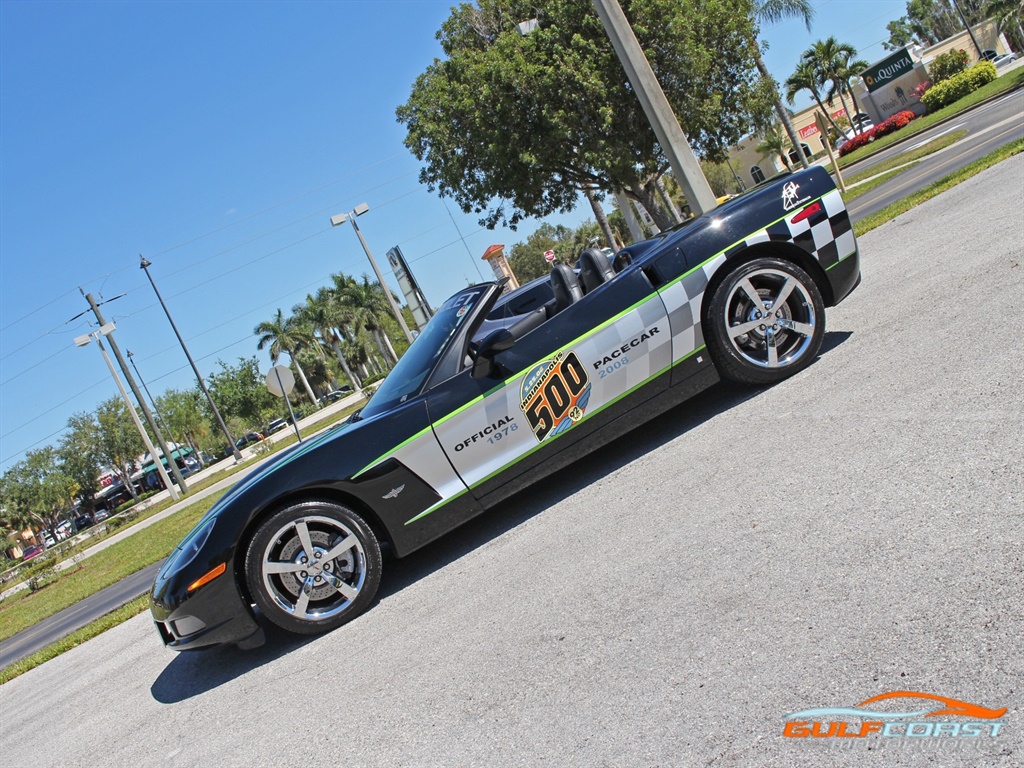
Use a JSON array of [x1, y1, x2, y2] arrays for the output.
[[705, 257, 825, 386], [245, 499, 382, 635]]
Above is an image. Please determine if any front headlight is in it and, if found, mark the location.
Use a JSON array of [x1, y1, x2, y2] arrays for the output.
[[159, 516, 216, 580]]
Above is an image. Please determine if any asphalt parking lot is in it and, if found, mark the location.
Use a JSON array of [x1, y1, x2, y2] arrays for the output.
[[1, 156, 1021, 767]]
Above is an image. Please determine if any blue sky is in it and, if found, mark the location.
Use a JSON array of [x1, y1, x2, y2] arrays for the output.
[[0, 0, 909, 472]]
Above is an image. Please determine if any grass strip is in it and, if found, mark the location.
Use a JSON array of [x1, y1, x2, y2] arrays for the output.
[[0, 595, 150, 685], [844, 166, 918, 201], [854, 136, 1024, 236], [844, 130, 967, 186]]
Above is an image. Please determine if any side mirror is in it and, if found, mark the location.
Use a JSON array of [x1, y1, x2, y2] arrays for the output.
[[471, 328, 515, 379]]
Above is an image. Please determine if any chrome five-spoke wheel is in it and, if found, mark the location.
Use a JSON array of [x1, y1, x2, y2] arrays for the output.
[[246, 501, 381, 635], [706, 257, 825, 385]]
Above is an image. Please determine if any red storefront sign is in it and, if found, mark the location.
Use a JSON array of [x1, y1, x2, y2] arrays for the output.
[[798, 109, 848, 138]]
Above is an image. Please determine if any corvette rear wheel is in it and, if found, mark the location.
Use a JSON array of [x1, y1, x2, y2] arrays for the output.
[[706, 257, 825, 386], [245, 500, 381, 635]]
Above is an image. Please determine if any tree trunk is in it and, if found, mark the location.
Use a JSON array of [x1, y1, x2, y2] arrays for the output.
[[811, 92, 843, 134], [756, 54, 809, 169], [330, 338, 362, 392], [583, 187, 618, 249], [378, 331, 398, 366], [836, 91, 855, 133], [846, 86, 863, 127], [655, 177, 683, 223], [630, 181, 674, 231], [291, 359, 319, 407], [118, 467, 140, 501]]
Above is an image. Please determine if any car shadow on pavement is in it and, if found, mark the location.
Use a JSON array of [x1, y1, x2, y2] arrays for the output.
[[150, 330, 851, 702]]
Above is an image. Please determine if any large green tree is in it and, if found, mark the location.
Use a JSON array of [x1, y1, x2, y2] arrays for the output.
[[884, 0, 988, 50], [156, 388, 216, 463], [984, 0, 1024, 51], [397, 0, 772, 231], [785, 59, 843, 135], [59, 411, 102, 507], [95, 396, 146, 501], [206, 357, 279, 439], [295, 287, 363, 392], [0, 448, 78, 545]]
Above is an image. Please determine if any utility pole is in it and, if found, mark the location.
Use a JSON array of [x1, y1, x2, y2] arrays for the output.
[[81, 290, 189, 494], [140, 256, 243, 463], [591, 0, 718, 217]]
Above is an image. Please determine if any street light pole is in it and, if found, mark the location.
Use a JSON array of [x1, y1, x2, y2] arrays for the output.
[[330, 204, 416, 345], [81, 291, 188, 494], [139, 257, 244, 463], [75, 326, 178, 501]]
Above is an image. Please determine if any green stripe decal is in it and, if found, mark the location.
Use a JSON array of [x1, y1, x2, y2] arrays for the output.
[[352, 424, 434, 479], [826, 250, 857, 270], [404, 487, 469, 525]]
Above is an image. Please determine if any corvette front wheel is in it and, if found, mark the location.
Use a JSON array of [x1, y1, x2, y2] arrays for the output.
[[706, 257, 825, 386], [245, 500, 382, 635]]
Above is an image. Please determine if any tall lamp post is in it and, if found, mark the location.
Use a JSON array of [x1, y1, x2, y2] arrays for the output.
[[74, 324, 178, 501], [139, 257, 243, 463], [330, 203, 415, 345]]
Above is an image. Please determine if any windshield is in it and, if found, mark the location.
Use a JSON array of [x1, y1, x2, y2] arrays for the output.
[[359, 285, 491, 418]]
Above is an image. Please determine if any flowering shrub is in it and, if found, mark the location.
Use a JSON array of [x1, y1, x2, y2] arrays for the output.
[[837, 110, 918, 156], [874, 110, 916, 137], [930, 48, 970, 84], [838, 129, 875, 156], [920, 61, 998, 111], [910, 80, 931, 100]]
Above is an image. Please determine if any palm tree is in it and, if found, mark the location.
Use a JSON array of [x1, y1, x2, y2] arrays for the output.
[[335, 275, 403, 367], [254, 308, 319, 406], [756, 126, 794, 172], [785, 60, 843, 135], [832, 55, 870, 126], [294, 288, 363, 393], [802, 38, 867, 135], [328, 273, 387, 375], [750, 0, 815, 170]]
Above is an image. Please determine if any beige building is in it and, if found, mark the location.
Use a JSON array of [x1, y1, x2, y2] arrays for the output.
[[481, 244, 520, 292], [726, 20, 1013, 187]]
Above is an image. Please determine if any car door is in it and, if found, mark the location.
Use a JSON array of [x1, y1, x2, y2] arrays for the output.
[[428, 267, 672, 504]]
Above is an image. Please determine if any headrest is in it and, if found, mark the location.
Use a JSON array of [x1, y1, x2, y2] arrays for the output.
[[550, 264, 583, 312], [577, 248, 616, 293]]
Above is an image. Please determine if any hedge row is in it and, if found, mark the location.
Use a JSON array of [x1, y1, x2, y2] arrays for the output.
[[921, 61, 998, 111]]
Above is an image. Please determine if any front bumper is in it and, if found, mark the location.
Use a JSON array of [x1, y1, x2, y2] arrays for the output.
[[150, 563, 263, 651]]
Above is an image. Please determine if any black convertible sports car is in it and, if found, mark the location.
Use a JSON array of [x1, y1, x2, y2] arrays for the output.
[[151, 167, 860, 650]]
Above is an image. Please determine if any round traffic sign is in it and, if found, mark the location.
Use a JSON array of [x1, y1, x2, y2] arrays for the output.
[[266, 365, 295, 398], [543, 250, 556, 262]]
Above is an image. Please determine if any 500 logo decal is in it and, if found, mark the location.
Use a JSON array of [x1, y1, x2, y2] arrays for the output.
[[520, 351, 592, 442], [783, 691, 1006, 739]]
